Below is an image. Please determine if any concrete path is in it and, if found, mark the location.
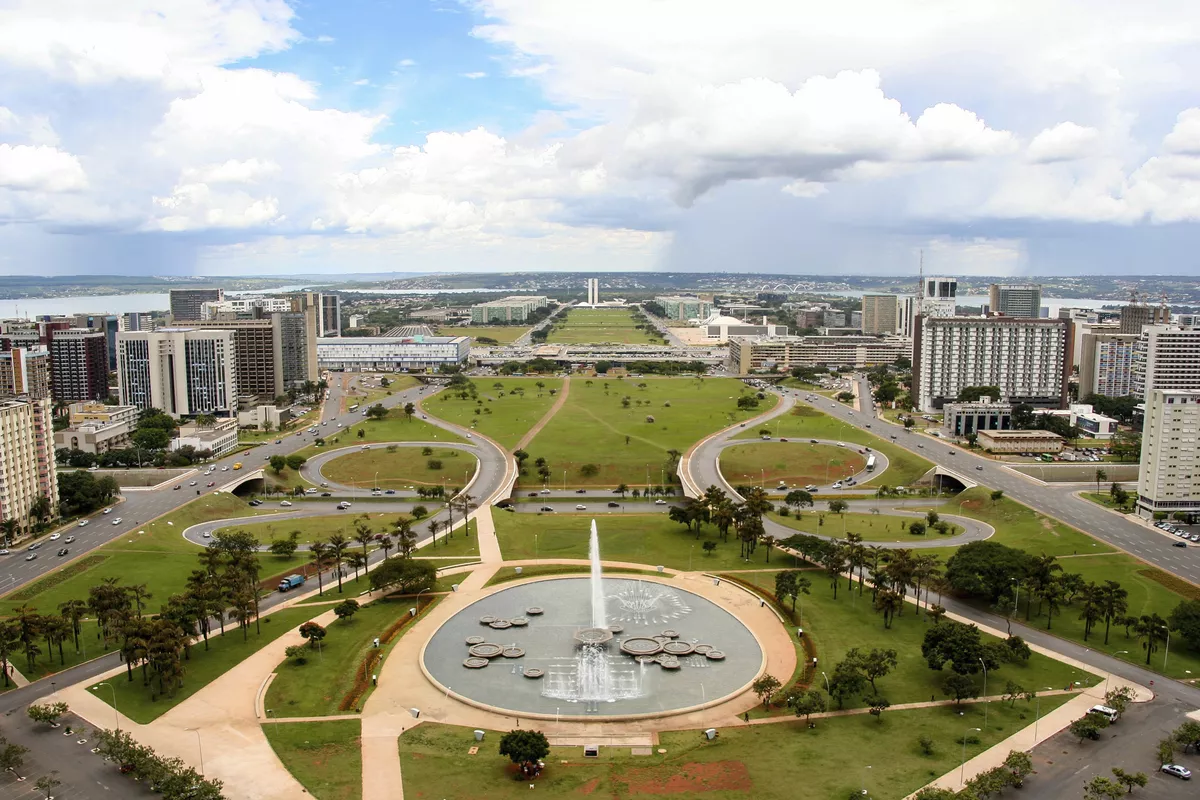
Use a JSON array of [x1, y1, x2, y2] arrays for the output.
[[512, 376, 570, 453]]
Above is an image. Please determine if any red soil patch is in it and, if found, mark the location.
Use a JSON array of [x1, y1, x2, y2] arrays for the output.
[[615, 761, 751, 794], [576, 776, 601, 795]]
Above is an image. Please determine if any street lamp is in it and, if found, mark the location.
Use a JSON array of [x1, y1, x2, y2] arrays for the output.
[[960, 727, 982, 788], [1105, 652, 1129, 693], [821, 671, 830, 694], [979, 657, 988, 730], [1162, 626, 1171, 670], [1032, 687, 1054, 743], [186, 728, 205, 775], [92, 682, 118, 731], [861, 765, 872, 796]]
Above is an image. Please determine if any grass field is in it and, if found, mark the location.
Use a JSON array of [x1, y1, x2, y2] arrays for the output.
[[720, 442, 865, 487], [294, 408, 465, 461], [322, 447, 477, 489], [768, 511, 963, 542], [266, 596, 438, 717], [521, 377, 778, 487], [214, 509, 419, 547], [399, 695, 1071, 800], [735, 404, 933, 487], [494, 512, 799, 571], [88, 605, 321, 724], [425, 377, 564, 450], [435, 326, 528, 344], [264, 719, 362, 800], [545, 309, 657, 345], [0, 494, 308, 617]]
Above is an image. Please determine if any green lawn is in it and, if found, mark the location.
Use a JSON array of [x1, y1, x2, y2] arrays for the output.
[[768, 511, 963, 543], [1080, 491, 1136, 514], [735, 404, 933, 487], [425, 377, 564, 450], [435, 326, 528, 344], [399, 697, 1072, 800], [294, 408, 465, 461], [87, 605, 321, 724], [720, 442, 865, 487], [0, 494, 307, 617], [322, 447, 477, 489], [264, 719, 362, 800], [522, 377, 778, 487], [214, 510, 419, 547], [494, 512, 796, 572], [341, 374, 420, 411], [545, 309, 657, 344], [482, 564, 664, 588], [266, 596, 439, 717], [729, 570, 1097, 710]]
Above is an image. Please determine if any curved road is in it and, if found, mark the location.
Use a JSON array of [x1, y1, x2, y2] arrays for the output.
[[713, 436, 890, 492], [180, 501, 430, 547], [300, 441, 485, 498]]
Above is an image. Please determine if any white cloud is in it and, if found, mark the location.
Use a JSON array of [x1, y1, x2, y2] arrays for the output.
[[1162, 108, 1200, 155], [397, 59, 417, 68], [1027, 122, 1101, 163], [0, 144, 86, 192], [181, 159, 280, 185], [461, 71, 488, 79], [352, 78, 371, 86]]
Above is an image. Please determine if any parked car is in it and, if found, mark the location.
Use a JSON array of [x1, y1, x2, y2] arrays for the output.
[[1161, 764, 1191, 780]]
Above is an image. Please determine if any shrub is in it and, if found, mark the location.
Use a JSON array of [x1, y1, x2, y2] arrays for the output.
[[421, 446, 433, 456], [918, 734, 935, 755], [427, 459, 443, 470]]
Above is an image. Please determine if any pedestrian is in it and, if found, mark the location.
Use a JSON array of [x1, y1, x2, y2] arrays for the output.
[[743, 712, 749, 723], [372, 673, 378, 686]]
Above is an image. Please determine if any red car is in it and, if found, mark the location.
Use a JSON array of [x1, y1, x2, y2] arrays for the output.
[[206, 481, 215, 487]]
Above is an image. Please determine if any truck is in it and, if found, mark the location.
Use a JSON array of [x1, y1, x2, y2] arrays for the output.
[[278, 574, 306, 592], [866, 454, 877, 472]]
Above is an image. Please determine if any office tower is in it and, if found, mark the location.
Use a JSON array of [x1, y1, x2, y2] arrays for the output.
[[1119, 301, 1170, 334], [1132, 324, 1200, 399], [587, 278, 599, 305], [49, 328, 109, 403], [200, 297, 291, 319], [1079, 331, 1138, 398], [861, 294, 901, 335], [920, 276, 957, 317], [116, 329, 237, 416], [320, 294, 341, 337], [655, 296, 714, 321], [897, 295, 917, 338], [181, 311, 317, 400], [119, 312, 154, 332], [0, 347, 51, 399], [470, 296, 549, 323], [727, 335, 908, 372], [911, 316, 1071, 412], [1137, 389, 1200, 519], [169, 288, 224, 321], [988, 284, 1043, 318], [277, 311, 318, 387]]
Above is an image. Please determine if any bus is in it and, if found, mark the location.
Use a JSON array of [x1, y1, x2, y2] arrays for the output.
[[865, 454, 877, 472], [347, 404, 359, 412]]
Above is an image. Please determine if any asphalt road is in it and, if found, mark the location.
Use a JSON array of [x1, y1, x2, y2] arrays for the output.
[[712, 435, 889, 492], [300, 440, 485, 498]]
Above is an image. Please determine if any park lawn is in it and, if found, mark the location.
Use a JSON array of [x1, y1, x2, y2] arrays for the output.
[[1080, 491, 1136, 514], [88, 605, 322, 724], [720, 442, 865, 487], [737, 404, 934, 487], [768, 511, 963, 542], [483, 564, 665, 588], [294, 409, 465, 461], [424, 377, 564, 450], [435, 326, 528, 344], [730, 570, 1098, 710], [400, 697, 1072, 800], [266, 596, 439, 717], [0, 494, 305, 616], [214, 509, 418, 547], [342, 374, 420, 410], [545, 308, 656, 344], [522, 377, 778, 487], [494, 512, 789, 572], [263, 719, 362, 800], [321, 447, 477, 489]]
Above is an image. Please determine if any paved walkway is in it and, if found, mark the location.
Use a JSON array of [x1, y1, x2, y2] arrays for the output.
[[512, 376, 570, 452]]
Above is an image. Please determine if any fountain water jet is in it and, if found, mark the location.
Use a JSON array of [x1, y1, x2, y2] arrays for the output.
[[589, 519, 606, 630]]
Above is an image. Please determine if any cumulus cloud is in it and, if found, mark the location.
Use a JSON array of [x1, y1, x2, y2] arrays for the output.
[[1027, 122, 1101, 163], [0, 144, 86, 192], [461, 71, 488, 79]]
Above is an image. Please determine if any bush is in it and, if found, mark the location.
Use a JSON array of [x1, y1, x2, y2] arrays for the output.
[[427, 459, 443, 470], [918, 734, 935, 756]]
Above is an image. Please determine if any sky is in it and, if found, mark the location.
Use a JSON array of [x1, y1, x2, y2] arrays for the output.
[[2, 1, 1200, 278]]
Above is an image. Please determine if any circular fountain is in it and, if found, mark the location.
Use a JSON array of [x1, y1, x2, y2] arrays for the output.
[[421, 520, 764, 718]]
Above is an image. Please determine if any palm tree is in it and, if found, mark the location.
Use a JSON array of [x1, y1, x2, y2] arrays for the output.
[[227, 592, 256, 641], [379, 534, 394, 560], [308, 541, 331, 596], [58, 599, 87, 652], [1099, 580, 1128, 645], [427, 519, 440, 548], [455, 493, 477, 537], [1095, 468, 1107, 496], [395, 518, 417, 558], [128, 583, 152, 617], [0, 518, 18, 548], [353, 519, 373, 564], [1078, 582, 1104, 642], [1042, 580, 1065, 630], [874, 589, 903, 628], [346, 552, 368, 581], [327, 534, 349, 593], [1134, 613, 1169, 665]]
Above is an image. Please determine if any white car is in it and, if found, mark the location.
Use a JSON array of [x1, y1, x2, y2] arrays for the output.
[[102, 507, 112, 515], [202, 532, 211, 539], [305, 488, 318, 495], [832, 482, 843, 489], [655, 499, 667, 505], [78, 520, 89, 527], [575, 504, 587, 510], [111, 517, 123, 525], [49, 533, 60, 541], [1161, 764, 1191, 780], [280, 500, 293, 507], [189, 481, 197, 486], [221, 466, 229, 471]]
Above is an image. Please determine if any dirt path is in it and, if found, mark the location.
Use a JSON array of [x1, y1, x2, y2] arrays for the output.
[[512, 376, 571, 452]]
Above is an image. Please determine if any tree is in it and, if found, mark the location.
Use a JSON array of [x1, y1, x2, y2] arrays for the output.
[[333, 599, 360, 622], [1002, 750, 1034, 787], [308, 541, 331, 596], [958, 385, 1002, 403], [269, 537, 298, 558], [1168, 598, 1200, 652], [285, 454, 307, 471], [990, 489, 1004, 505], [357, 428, 365, 439], [827, 654, 867, 709], [1133, 613, 1169, 665], [27, 702, 68, 726], [1099, 580, 1129, 645], [0, 735, 29, 776], [580, 463, 599, 478], [1095, 468, 1108, 496], [874, 589, 903, 628], [908, 520, 926, 536], [1083, 776, 1123, 800], [790, 689, 826, 725], [752, 673, 781, 707], [1104, 686, 1136, 715], [498, 729, 550, 774], [702, 540, 717, 556], [369, 557, 436, 594], [327, 534, 349, 593], [614, 483, 628, 499], [268, 455, 287, 474], [1110, 767, 1147, 794], [298, 621, 326, 649], [34, 772, 60, 800], [941, 673, 978, 704], [827, 499, 848, 515], [922, 620, 985, 674], [864, 694, 890, 721], [1156, 737, 1176, 766], [861, 648, 898, 693], [1070, 712, 1109, 742], [944, 541, 1032, 600], [784, 489, 814, 510], [366, 404, 388, 420]]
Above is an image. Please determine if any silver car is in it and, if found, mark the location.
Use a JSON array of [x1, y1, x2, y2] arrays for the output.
[[1161, 764, 1191, 780]]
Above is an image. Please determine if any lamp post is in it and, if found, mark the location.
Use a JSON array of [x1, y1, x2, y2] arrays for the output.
[[979, 657, 988, 730], [187, 728, 205, 775], [861, 765, 872, 796], [821, 671, 830, 694], [1011, 578, 1020, 618], [93, 682, 118, 731], [1105, 652, 1129, 694], [960, 727, 982, 788], [1162, 626, 1171, 670], [689, 545, 694, 571], [1032, 687, 1053, 743], [374, 471, 378, 492]]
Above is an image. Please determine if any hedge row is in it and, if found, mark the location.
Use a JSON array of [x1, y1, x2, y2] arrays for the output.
[[8, 554, 108, 601], [338, 597, 434, 712], [1138, 567, 1200, 602]]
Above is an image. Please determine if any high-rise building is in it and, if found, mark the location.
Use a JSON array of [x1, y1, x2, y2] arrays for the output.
[[1137, 389, 1200, 519], [0, 347, 51, 399], [169, 288, 224, 321], [587, 278, 599, 306], [116, 328, 237, 417], [988, 284, 1043, 318], [920, 276, 957, 317], [1079, 331, 1139, 399], [727, 335, 909, 372], [320, 294, 341, 337], [1119, 302, 1170, 334], [49, 328, 109, 403], [897, 295, 917, 338], [861, 294, 901, 335], [200, 297, 292, 319], [656, 296, 714, 321], [912, 316, 1072, 412], [0, 397, 58, 533], [1132, 324, 1200, 399], [180, 311, 318, 400], [119, 312, 154, 333]]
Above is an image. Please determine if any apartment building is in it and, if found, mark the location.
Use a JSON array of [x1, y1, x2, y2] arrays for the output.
[[728, 335, 909, 372], [320, 294, 341, 337], [1137, 389, 1200, 518], [1119, 303, 1170, 334], [861, 294, 901, 335], [911, 316, 1071, 412], [1079, 331, 1138, 398], [180, 310, 318, 400], [988, 284, 1043, 318], [920, 276, 958, 317], [0, 347, 51, 399], [49, 328, 109, 403], [116, 328, 238, 417], [0, 398, 58, 531], [1132, 325, 1200, 400]]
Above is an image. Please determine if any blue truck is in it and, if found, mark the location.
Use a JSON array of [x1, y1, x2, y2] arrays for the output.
[[278, 574, 306, 592]]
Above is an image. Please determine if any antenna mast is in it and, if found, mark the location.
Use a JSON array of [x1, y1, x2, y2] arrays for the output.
[[917, 249, 925, 303]]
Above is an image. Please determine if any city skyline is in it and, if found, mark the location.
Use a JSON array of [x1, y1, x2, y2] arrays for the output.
[[3, 2, 1200, 278]]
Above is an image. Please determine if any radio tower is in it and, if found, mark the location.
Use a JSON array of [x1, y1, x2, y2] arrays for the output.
[[916, 249, 925, 304]]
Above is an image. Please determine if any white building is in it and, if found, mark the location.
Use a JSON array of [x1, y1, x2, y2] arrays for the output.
[[1132, 324, 1200, 400], [200, 297, 292, 319], [116, 328, 238, 417], [0, 398, 58, 532], [316, 335, 470, 371], [699, 314, 788, 342], [912, 316, 1071, 412], [1078, 330, 1138, 398], [1035, 404, 1119, 438], [1137, 389, 1200, 519], [728, 335, 908, 372], [586, 278, 599, 306], [53, 402, 139, 454], [172, 418, 239, 458], [920, 276, 957, 317]]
